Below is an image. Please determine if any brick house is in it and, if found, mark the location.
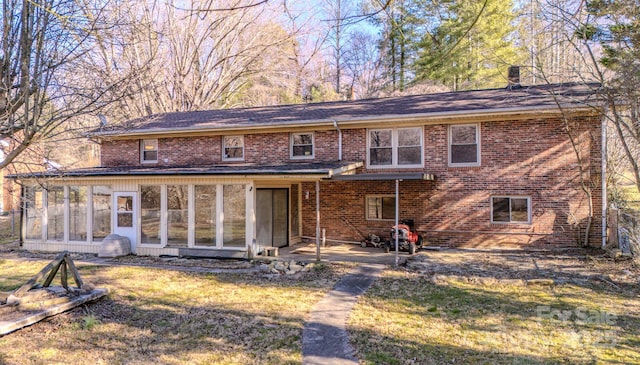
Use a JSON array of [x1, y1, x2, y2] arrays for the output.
[[7, 82, 605, 257]]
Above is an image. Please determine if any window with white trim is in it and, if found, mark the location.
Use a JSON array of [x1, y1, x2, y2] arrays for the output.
[[368, 127, 423, 168], [47, 186, 65, 241], [24, 186, 43, 240], [291, 132, 314, 159], [491, 196, 531, 224], [449, 124, 480, 166], [141, 139, 158, 163], [223, 136, 244, 161], [366, 195, 396, 220]]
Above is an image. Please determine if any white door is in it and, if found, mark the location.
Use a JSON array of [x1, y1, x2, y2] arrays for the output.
[[113, 192, 138, 253]]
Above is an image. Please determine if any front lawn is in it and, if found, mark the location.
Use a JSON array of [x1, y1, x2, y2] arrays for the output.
[[349, 251, 640, 364], [2, 249, 638, 365], [0, 259, 350, 365]]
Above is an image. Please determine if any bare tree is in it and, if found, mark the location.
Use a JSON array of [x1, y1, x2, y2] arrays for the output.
[[321, 0, 359, 96], [343, 31, 386, 98], [518, 0, 595, 84], [91, 0, 303, 119], [280, 1, 331, 102], [0, 0, 138, 169]]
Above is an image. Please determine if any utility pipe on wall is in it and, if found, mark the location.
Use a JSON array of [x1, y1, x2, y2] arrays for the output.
[[316, 180, 321, 261], [395, 179, 399, 267], [602, 113, 608, 248]]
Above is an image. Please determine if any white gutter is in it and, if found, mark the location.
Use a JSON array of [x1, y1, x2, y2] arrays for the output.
[[394, 179, 399, 267], [333, 120, 342, 161], [315, 181, 321, 261], [602, 112, 608, 248]]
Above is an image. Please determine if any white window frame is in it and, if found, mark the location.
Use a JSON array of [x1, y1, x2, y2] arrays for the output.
[[290, 132, 315, 159], [366, 127, 423, 168], [137, 183, 249, 250], [490, 196, 532, 224], [46, 186, 66, 242], [23, 186, 45, 241], [223, 135, 245, 161], [23, 184, 112, 244], [68, 185, 89, 243], [141, 139, 158, 164], [448, 124, 480, 167], [365, 195, 396, 221]]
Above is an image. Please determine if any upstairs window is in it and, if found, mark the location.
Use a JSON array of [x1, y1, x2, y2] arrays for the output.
[[141, 139, 158, 163], [449, 124, 480, 166], [291, 132, 314, 159], [368, 127, 422, 168], [491, 196, 531, 224], [223, 136, 244, 161]]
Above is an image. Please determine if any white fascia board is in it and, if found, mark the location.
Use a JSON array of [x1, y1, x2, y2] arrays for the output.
[[92, 104, 600, 139]]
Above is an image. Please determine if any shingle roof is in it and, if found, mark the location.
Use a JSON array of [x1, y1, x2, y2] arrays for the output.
[[94, 82, 602, 137], [7, 161, 362, 179]]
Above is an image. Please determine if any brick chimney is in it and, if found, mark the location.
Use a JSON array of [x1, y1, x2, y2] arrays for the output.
[[508, 66, 521, 88]]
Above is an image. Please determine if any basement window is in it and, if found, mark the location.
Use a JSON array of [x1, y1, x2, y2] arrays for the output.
[[491, 196, 531, 224], [366, 195, 396, 220], [141, 139, 158, 163]]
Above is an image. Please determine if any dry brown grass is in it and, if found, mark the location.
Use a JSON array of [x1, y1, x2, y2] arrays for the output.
[[4, 248, 639, 364], [0, 259, 350, 364], [349, 250, 640, 364]]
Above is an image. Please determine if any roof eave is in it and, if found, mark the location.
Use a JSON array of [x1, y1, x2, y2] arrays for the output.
[[91, 104, 602, 140], [7, 162, 364, 181]]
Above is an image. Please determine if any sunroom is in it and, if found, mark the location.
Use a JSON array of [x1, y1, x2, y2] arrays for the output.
[[12, 161, 361, 257]]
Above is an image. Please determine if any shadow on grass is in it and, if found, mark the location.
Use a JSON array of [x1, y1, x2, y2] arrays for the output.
[[0, 260, 352, 364], [349, 268, 640, 365], [64, 297, 304, 364], [410, 247, 640, 296]]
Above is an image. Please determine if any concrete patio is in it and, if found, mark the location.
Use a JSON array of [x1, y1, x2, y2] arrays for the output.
[[271, 241, 416, 265]]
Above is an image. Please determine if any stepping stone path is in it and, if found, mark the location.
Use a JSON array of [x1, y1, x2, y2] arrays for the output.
[[302, 264, 385, 365]]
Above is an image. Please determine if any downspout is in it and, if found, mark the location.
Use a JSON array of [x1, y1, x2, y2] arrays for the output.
[[333, 120, 342, 161], [602, 112, 608, 248], [395, 179, 399, 267], [316, 180, 321, 261]]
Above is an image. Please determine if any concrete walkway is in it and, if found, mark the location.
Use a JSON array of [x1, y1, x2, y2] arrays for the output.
[[302, 263, 385, 365]]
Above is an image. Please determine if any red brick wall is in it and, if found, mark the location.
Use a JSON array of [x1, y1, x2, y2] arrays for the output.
[[101, 139, 140, 166], [101, 137, 222, 166], [101, 131, 341, 166], [301, 116, 603, 247], [100, 115, 603, 248]]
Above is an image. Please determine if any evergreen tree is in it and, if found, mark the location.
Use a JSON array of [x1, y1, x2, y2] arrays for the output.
[[369, 0, 428, 92], [415, 0, 523, 90], [580, 0, 640, 199]]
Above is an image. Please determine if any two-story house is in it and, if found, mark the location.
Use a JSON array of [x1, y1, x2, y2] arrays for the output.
[[8, 81, 605, 258]]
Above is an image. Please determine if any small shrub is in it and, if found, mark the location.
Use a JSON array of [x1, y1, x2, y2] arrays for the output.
[[81, 314, 101, 330]]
